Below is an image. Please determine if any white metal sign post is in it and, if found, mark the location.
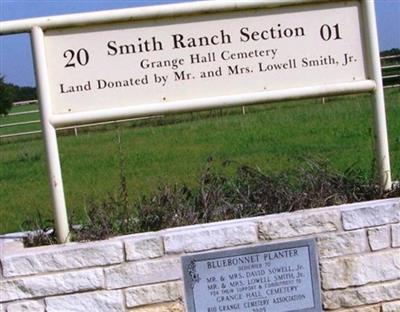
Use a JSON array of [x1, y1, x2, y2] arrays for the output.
[[30, 27, 70, 243], [363, 0, 392, 190], [0, 0, 392, 243]]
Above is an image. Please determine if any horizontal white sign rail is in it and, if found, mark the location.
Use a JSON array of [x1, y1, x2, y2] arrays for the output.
[[0, 0, 332, 35], [50, 80, 376, 127]]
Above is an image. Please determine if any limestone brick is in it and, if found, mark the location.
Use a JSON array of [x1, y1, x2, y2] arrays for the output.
[[333, 306, 380, 312], [163, 222, 258, 254], [382, 301, 400, 312], [342, 201, 400, 230], [0, 268, 103, 302], [368, 226, 391, 251], [259, 210, 340, 239], [321, 250, 400, 290], [1, 240, 123, 278], [105, 258, 181, 289], [128, 302, 184, 312], [6, 300, 44, 312], [45, 290, 123, 312], [323, 279, 400, 309], [317, 229, 368, 258], [125, 281, 183, 308], [392, 224, 400, 248], [125, 235, 164, 261]]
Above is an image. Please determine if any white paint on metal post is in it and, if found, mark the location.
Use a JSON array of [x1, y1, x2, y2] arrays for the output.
[[362, 0, 392, 191], [31, 26, 70, 243]]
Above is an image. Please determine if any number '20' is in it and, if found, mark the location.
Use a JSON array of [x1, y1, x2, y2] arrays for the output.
[[63, 48, 89, 68]]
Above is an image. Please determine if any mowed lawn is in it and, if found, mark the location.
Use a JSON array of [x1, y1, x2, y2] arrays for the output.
[[0, 103, 41, 136], [1, 89, 399, 234]]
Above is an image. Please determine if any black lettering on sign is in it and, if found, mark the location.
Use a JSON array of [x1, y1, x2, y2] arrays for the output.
[[320, 24, 342, 41], [63, 48, 89, 68]]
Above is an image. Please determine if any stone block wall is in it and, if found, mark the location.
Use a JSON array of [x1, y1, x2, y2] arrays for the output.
[[0, 198, 399, 311]]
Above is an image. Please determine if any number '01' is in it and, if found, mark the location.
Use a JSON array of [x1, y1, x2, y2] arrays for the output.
[[320, 24, 342, 41], [64, 48, 89, 67]]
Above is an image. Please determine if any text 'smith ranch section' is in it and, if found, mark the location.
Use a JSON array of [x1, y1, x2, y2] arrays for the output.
[[44, 1, 366, 115]]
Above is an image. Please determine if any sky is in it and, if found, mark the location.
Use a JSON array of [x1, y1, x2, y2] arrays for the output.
[[0, 0, 399, 87]]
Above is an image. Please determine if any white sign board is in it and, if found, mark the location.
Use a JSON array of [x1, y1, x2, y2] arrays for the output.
[[44, 1, 366, 115]]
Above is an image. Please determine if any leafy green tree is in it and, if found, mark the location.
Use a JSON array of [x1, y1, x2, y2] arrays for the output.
[[0, 76, 13, 115]]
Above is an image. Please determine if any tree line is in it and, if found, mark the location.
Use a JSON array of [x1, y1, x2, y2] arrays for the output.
[[0, 76, 36, 115], [380, 48, 400, 57]]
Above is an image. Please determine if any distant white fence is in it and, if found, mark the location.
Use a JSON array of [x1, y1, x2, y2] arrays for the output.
[[0, 116, 163, 139], [381, 54, 400, 88], [2, 55, 399, 139], [12, 99, 38, 106], [7, 109, 39, 116]]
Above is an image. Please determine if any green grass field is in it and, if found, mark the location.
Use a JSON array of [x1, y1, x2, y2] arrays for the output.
[[1, 89, 399, 234], [0, 103, 41, 136]]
